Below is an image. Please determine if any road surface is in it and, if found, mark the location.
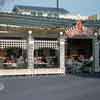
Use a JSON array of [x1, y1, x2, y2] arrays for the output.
[[0, 75, 100, 100]]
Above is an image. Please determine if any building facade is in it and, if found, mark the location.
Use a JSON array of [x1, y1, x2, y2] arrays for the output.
[[13, 5, 69, 19], [13, 5, 88, 20], [0, 5, 100, 75]]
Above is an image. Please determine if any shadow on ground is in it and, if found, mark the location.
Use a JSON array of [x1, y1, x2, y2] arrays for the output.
[[69, 72, 100, 78]]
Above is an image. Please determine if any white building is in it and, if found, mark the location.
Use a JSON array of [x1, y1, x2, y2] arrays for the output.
[[13, 5, 88, 20]]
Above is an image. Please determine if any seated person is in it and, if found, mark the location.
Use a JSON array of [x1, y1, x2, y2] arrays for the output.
[[78, 55, 85, 62], [42, 56, 47, 63], [89, 56, 93, 62]]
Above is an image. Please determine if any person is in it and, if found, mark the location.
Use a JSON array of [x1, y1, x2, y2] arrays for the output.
[[42, 56, 47, 63], [73, 56, 82, 73], [89, 55, 93, 62], [78, 54, 85, 62], [17, 56, 24, 67], [65, 56, 73, 73]]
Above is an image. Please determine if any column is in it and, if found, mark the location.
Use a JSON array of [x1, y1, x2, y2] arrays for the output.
[[94, 36, 100, 72], [59, 32, 65, 73], [27, 30, 34, 69]]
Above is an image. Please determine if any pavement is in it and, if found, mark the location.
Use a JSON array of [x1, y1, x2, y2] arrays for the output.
[[0, 75, 100, 100]]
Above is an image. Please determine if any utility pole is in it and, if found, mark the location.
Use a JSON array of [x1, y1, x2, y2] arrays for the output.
[[57, 0, 59, 9], [57, 0, 59, 18]]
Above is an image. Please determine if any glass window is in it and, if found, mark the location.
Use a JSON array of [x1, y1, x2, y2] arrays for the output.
[[32, 12, 36, 16], [48, 13, 53, 17], [38, 12, 43, 16], [48, 13, 58, 18], [0, 48, 27, 69], [54, 13, 58, 18], [50, 49, 55, 56]]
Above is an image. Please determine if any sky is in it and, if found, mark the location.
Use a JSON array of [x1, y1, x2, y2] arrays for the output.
[[0, 0, 100, 16]]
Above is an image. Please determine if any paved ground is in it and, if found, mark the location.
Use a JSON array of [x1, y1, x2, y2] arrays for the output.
[[0, 75, 100, 100]]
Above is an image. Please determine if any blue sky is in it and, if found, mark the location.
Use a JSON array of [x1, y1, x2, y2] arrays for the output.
[[1, 0, 100, 16]]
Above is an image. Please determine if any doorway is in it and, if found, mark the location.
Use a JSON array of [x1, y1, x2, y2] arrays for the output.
[[65, 38, 93, 73]]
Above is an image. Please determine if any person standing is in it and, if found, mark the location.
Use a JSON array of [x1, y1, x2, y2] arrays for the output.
[[65, 56, 73, 73]]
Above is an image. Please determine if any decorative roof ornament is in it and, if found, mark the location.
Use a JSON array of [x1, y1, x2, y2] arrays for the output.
[[76, 20, 84, 33], [65, 20, 94, 37]]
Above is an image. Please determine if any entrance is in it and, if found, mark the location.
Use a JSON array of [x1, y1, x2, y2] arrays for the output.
[[65, 38, 93, 73]]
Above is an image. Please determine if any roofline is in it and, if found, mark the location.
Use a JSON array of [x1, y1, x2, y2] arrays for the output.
[[0, 12, 100, 28], [13, 5, 70, 13]]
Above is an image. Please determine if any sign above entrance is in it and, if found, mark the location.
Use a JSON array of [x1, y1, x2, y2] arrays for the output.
[[76, 20, 84, 33], [65, 20, 94, 38]]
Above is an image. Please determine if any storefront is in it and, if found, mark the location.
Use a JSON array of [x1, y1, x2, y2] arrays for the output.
[[65, 20, 100, 73], [0, 38, 27, 69], [0, 12, 100, 75], [0, 26, 65, 75]]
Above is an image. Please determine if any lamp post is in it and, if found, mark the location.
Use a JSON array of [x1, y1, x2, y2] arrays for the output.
[[57, 0, 59, 18], [59, 32, 65, 74]]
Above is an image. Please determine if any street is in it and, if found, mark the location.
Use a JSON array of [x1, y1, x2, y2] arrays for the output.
[[0, 75, 100, 100]]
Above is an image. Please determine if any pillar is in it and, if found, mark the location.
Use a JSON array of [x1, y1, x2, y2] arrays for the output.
[[94, 36, 100, 72], [27, 30, 34, 69], [59, 32, 65, 73]]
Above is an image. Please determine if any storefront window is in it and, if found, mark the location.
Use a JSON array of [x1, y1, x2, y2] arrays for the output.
[[34, 48, 59, 68], [0, 48, 27, 69]]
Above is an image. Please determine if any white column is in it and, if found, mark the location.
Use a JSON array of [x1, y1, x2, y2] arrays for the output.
[[94, 37, 100, 72], [27, 30, 34, 69], [59, 32, 65, 73]]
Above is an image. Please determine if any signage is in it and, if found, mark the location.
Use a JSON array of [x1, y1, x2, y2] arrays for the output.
[[65, 20, 94, 37]]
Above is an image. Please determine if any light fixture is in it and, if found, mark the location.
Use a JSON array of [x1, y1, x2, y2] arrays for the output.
[[60, 32, 63, 36], [94, 32, 98, 37], [28, 30, 32, 35]]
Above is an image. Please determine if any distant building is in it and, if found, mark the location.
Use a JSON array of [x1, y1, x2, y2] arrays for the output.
[[12, 5, 88, 20], [88, 13, 100, 20], [88, 15, 97, 20], [65, 13, 88, 20], [13, 5, 69, 19], [97, 13, 100, 20]]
